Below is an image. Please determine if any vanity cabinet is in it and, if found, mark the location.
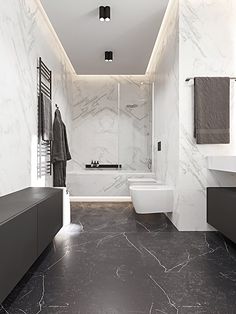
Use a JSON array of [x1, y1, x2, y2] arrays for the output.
[[207, 187, 236, 243], [0, 187, 63, 303], [37, 193, 62, 255]]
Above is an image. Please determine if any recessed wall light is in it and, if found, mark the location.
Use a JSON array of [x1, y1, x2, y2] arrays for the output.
[[99, 6, 111, 22], [105, 51, 113, 62]]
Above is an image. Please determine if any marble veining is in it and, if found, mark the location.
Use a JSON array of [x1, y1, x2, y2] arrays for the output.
[[149, 0, 236, 231], [0, 0, 74, 196], [67, 75, 153, 197], [175, 0, 236, 231], [1, 202, 236, 313], [69, 76, 152, 174]]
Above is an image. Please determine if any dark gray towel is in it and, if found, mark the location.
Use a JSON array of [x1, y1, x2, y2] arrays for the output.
[[194, 77, 230, 144], [41, 93, 53, 141], [53, 161, 67, 187], [52, 109, 71, 187]]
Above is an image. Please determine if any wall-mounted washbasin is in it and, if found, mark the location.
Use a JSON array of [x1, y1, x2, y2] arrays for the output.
[[207, 156, 236, 173]]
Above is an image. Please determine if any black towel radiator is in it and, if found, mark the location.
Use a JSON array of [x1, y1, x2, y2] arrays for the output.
[[37, 57, 52, 177]]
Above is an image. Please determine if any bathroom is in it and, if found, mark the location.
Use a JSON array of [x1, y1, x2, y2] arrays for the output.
[[1, 0, 236, 313]]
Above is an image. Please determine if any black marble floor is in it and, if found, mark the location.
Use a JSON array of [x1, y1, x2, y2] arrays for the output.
[[1, 202, 236, 314]]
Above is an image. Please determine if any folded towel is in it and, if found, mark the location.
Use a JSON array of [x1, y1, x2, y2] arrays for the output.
[[41, 93, 53, 141], [194, 77, 230, 144]]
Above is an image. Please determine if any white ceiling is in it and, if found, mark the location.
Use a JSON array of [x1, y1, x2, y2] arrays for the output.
[[41, 0, 169, 75]]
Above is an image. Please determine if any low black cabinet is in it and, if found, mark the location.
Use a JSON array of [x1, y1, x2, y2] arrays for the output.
[[38, 193, 62, 255], [0, 187, 63, 303], [0, 206, 37, 303], [207, 187, 236, 243]]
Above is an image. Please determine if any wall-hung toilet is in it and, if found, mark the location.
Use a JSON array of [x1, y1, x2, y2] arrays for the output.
[[130, 185, 174, 214]]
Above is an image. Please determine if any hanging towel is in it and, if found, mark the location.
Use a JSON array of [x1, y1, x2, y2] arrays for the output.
[[194, 77, 230, 144], [52, 108, 71, 187], [53, 161, 67, 187], [41, 93, 53, 141]]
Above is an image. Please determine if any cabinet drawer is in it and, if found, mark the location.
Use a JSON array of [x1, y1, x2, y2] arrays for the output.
[[37, 192, 62, 255], [207, 187, 236, 243], [0, 207, 37, 303]]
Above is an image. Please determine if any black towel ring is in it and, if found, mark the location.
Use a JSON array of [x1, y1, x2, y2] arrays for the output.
[[55, 104, 59, 109]]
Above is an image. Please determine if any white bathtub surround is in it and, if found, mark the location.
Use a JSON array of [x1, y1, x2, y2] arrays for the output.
[[150, 0, 236, 231], [67, 172, 155, 197], [0, 0, 75, 196], [130, 185, 174, 214]]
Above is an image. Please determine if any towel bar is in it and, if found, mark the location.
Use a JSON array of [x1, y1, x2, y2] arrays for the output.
[[185, 77, 236, 82]]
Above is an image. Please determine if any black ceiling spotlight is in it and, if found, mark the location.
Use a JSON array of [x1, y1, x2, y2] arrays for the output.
[[105, 51, 113, 62], [105, 6, 110, 21], [99, 6, 111, 22]]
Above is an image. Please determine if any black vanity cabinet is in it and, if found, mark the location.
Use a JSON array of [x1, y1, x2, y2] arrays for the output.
[[207, 187, 236, 244], [0, 205, 38, 303], [37, 192, 63, 255], [0, 187, 63, 303]]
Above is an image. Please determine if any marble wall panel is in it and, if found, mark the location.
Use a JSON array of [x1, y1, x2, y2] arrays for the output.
[[0, 0, 74, 196]]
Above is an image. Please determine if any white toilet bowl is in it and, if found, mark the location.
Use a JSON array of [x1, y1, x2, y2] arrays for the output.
[[130, 185, 174, 214]]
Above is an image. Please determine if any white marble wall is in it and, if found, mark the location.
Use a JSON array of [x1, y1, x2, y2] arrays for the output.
[[176, 0, 236, 230], [149, 0, 179, 187], [151, 0, 236, 231], [70, 76, 118, 172], [70, 75, 152, 172], [0, 0, 74, 196], [68, 75, 153, 196]]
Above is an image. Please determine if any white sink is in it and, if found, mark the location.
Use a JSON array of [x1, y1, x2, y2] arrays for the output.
[[207, 156, 236, 173]]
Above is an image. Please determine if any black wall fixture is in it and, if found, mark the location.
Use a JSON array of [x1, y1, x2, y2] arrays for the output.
[[105, 51, 113, 62], [99, 6, 111, 21]]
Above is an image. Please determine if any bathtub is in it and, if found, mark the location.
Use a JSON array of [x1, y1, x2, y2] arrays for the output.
[[67, 171, 155, 198], [130, 185, 174, 214]]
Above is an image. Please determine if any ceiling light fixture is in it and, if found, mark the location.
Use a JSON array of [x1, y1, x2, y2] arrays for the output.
[[99, 6, 111, 22], [99, 6, 105, 21], [105, 51, 113, 62], [105, 6, 110, 21]]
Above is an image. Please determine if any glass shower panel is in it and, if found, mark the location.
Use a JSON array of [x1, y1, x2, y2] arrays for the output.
[[118, 78, 152, 172], [72, 78, 119, 168]]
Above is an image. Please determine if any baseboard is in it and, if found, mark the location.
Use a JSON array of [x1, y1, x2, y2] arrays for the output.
[[70, 196, 132, 202]]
